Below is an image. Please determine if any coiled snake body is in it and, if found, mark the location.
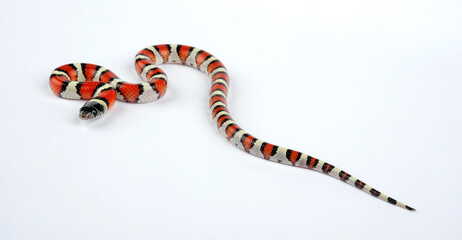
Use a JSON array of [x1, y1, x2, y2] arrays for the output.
[[50, 44, 415, 211]]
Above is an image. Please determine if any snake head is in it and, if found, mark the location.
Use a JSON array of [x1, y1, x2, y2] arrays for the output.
[[79, 100, 106, 120]]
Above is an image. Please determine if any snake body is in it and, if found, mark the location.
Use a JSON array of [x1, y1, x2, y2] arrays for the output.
[[50, 44, 415, 211]]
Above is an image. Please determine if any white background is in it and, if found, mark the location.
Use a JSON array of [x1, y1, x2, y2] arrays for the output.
[[1, 0, 461, 239]]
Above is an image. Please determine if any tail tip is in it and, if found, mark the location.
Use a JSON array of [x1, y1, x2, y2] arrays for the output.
[[405, 205, 416, 212]]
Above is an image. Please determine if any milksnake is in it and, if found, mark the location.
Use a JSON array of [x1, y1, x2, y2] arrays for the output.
[[49, 44, 415, 211]]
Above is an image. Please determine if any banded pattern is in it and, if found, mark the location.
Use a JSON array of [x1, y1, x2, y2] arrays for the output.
[[50, 61, 167, 119], [50, 44, 415, 211]]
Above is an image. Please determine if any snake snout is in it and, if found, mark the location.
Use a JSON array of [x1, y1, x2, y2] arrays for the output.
[[79, 100, 106, 120]]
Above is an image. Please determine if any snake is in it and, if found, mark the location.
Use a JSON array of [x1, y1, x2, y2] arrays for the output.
[[49, 44, 415, 211]]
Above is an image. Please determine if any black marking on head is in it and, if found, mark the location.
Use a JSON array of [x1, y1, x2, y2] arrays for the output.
[[93, 101, 105, 112], [387, 197, 397, 205], [370, 188, 381, 197], [80, 100, 105, 119]]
